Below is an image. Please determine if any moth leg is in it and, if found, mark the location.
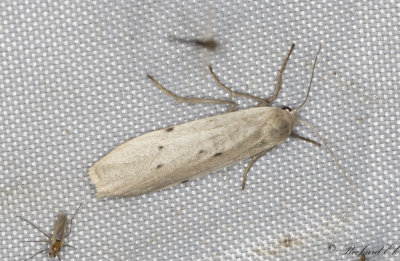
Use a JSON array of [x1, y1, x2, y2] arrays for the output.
[[208, 65, 267, 105], [23, 248, 48, 261], [147, 75, 237, 112], [241, 149, 272, 190], [265, 43, 295, 104], [17, 216, 52, 239], [65, 203, 83, 238], [290, 132, 321, 147]]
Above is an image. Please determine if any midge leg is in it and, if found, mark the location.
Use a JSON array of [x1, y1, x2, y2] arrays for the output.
[[17, 216, 51, 239], [147, 75, 237, 112], [208, 43, 296, 106], [23, 240, 50, 243], [23, 248, 48, 261], [63, 245, 77, 249], [241, 148, 272, 190], [65, 203, 83, 238]]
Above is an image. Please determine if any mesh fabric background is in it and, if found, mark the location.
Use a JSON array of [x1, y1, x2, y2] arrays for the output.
[[1, 0, 399, 260]]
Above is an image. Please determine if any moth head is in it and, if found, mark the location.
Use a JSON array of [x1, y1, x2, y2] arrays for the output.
[[281, 106, 297, 122], [281, 106, 292, 112]]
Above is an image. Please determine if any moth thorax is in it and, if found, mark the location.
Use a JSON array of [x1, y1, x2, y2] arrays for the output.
[[264, 108, 296, 142]]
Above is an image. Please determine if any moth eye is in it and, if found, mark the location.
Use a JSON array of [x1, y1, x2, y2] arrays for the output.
[[281, 106, 292, 112]]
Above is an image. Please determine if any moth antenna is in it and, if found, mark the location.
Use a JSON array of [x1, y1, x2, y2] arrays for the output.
[[294, 44, 322, 111], [297, 120, 357, 194]]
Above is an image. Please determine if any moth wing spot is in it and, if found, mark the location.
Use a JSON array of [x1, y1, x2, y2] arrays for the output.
[[156, 164, 163, 169], [165, 127, 174, 132], [213, 152, 222, 157], [158, 146, 164, 150]]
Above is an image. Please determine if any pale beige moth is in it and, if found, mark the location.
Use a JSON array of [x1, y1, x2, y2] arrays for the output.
[[89, 43, 353, 198]]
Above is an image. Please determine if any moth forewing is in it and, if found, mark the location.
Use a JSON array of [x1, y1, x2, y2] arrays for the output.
[[89, 104, 297, 198]]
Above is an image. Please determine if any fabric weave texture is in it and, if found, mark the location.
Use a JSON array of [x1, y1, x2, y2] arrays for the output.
[[1, 1, 399, 260]]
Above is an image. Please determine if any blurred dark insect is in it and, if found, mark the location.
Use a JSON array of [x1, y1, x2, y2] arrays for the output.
[[170, 36, 218, 51]]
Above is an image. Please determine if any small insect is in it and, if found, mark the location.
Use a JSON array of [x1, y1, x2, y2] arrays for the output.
[[170, 36, 219, 51], [89, 43, 354, 198], [18, 203, 82, 260], [170, 9, 218, 52]]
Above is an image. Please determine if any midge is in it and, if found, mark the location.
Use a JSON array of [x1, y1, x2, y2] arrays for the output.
[[89, 43, 354, 198], [17, 204, 82, 260]]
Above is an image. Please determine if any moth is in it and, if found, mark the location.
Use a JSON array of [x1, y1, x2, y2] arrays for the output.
[[18, 204, 82, 260], [89, 43, 354, 198]]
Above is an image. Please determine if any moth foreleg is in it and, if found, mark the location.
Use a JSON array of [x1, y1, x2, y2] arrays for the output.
[[241, 149, 272, 190], [290, 132, 321, 147]]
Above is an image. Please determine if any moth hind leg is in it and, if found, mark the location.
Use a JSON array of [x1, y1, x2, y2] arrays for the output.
[[208, 43, 296, 107], [147, 74, 237, 111], [208, 65, 268, 105]]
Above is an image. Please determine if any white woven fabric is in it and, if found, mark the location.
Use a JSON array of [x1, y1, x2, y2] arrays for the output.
[[1, 0, 399, 260]]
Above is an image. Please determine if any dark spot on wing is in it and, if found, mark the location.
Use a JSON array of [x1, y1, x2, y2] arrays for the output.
[[165, 127, 174, 132], [181, 180, 189, 184], [157, 164, 163, 169], [213, 152, 222, 157], [198, 150, 204, 154], [158, 146, 164, 150]]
